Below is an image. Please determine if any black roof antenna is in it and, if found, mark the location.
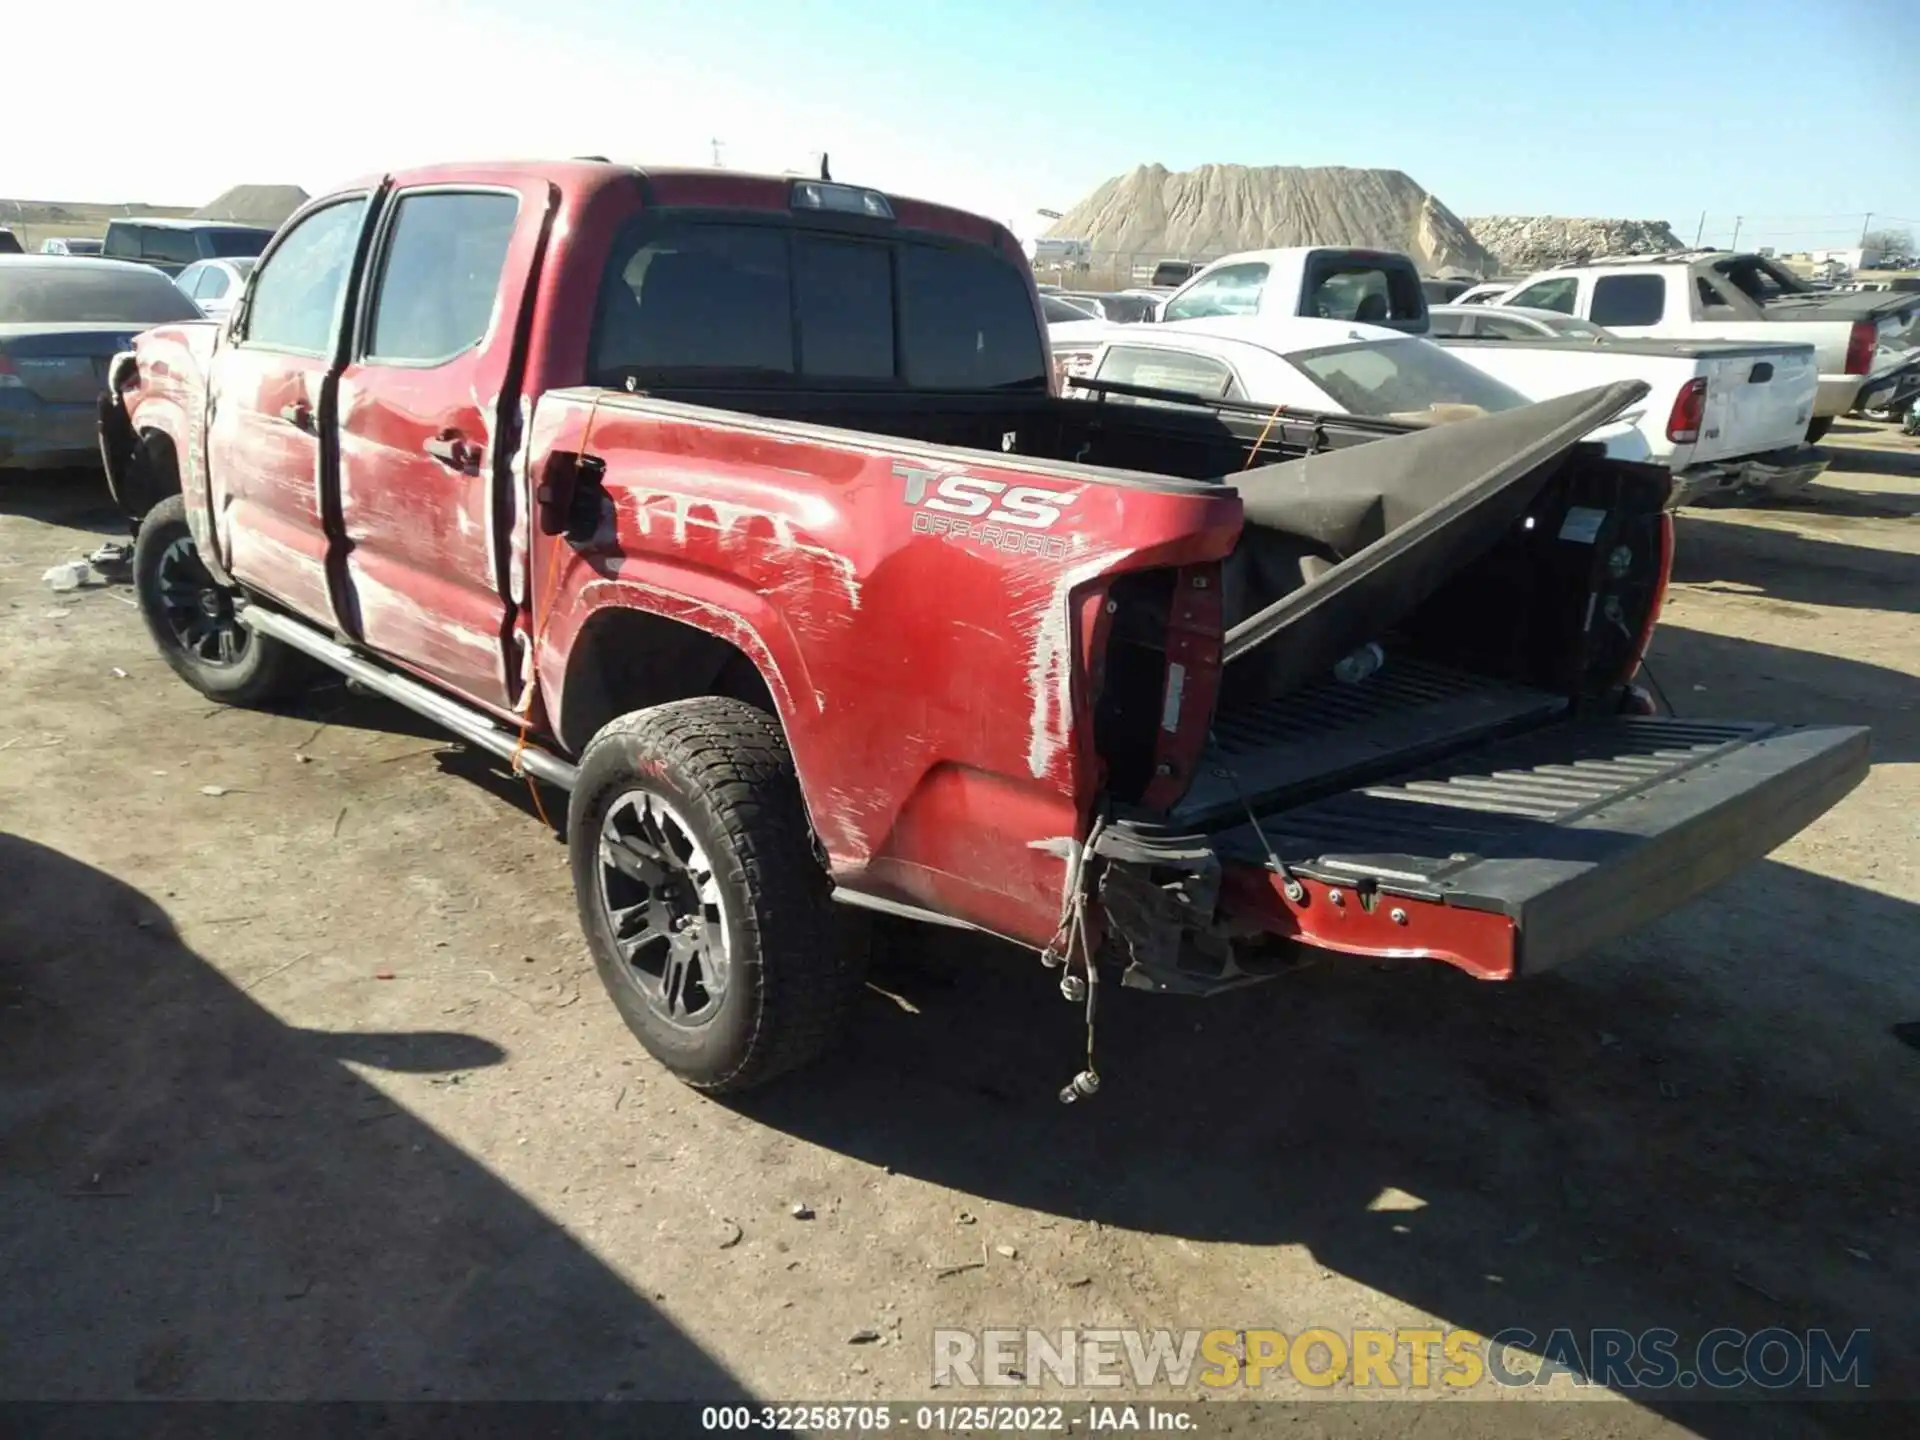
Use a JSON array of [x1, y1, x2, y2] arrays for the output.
[[820, 152, 831, 182]]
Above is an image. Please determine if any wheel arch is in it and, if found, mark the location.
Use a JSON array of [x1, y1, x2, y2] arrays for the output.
[[555, 605, 783, 757]]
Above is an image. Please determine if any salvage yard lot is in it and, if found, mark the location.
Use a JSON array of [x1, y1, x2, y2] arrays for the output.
[[2, 430, 1915, 1432]]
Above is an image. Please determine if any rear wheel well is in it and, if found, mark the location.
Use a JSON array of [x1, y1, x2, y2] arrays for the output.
[[557, 608, 778, 756]]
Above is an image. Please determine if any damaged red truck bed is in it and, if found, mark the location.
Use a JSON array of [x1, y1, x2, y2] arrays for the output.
[[99, 160, 1869, 1093]]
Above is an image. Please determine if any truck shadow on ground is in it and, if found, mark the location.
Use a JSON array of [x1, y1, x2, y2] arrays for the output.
[[741, 614, 1917, 1436], [746, 853, 1914, 1436], [0, 833, 744, 1402], [1643, 624, 1917, 764], [1670, 515, 1920, 616]]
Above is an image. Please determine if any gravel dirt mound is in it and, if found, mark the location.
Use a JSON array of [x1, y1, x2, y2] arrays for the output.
[[193, 184, 309, 229], [1045, 162, 1496, 275], [1468, 216, 1685, 273]]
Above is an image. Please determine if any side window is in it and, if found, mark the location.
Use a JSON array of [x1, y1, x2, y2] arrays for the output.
[[364, 191, 519, 365], [103, 225, 141, 260], [243, 198, 369, 356], [1162, 263, 1269, 322], [198, 267, 231, 301], [1589, 275, 1666, 327], [1696, 276, 1735, 310], [1096, 345, 1236, 405], [175, 263, 205, 297], [1425, 311, 1473, 337], [1507, 277, 1578, 314]]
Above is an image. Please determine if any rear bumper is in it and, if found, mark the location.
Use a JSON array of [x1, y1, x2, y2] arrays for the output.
[[1853, 361, 1920, 415], [1103, 717, 1870, 992], [1666, 444, 1830, 507], [0, 394, 99, 470], [1815, 375, 1865, 417]]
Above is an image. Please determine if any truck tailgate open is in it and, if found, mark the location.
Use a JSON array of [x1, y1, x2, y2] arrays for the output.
[[1214, 716, 1870, 976]]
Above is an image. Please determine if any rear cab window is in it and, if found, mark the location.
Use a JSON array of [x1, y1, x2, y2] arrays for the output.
[[143, 228, 201, 267], [1093, 345, 1241, 405], [203, 228, 271, 259], [1288, 339, 1529, 420], [590, 218, 1046, 390], [1302, 253, 1426, 328], [0, 263, 202, 324]]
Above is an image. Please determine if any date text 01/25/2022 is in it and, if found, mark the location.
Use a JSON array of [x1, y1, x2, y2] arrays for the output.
[[699, 1404, 1193, 1431]]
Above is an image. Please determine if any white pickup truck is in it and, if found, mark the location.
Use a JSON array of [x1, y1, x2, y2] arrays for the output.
[[1049, 315, 1822, 507], [1490, 251, 1920, 440], [1150, 247, 1431, 333], [1430, 319, 1827, 506]]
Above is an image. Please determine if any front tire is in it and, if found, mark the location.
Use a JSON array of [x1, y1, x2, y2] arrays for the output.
[[569, 697, 863, 1093], [133, 494, 312, 706]]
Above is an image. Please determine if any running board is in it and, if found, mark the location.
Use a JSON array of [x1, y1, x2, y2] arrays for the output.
[[236, 605, 580, 792], [830, 886, 982, 931]]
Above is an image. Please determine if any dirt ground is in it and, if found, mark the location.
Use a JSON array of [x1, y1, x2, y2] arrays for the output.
[[2, 425, 1915, 1436]]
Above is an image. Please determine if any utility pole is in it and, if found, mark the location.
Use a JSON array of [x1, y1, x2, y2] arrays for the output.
[[1694, 211, 1706, 246], [1859, 212, 1873, 244], [710, 138, 725, 168], [1729, 215, 1743, 250]]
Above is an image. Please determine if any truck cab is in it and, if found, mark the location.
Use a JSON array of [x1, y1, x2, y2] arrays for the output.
[[1156, 247, 1431, 334]]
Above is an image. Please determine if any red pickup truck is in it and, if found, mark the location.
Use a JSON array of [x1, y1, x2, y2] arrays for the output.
[[99, 160, 1869, 1095]]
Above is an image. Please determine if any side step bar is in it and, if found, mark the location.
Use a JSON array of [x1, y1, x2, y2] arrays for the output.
[[237, 605, 580, 792]]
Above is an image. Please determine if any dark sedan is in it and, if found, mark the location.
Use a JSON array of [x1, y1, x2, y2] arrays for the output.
[[1, 256, 202, 471]]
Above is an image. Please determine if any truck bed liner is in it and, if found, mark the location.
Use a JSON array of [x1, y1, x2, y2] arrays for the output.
[[1213, 717, 1870, 973], [1175, 659, 1567, 825]]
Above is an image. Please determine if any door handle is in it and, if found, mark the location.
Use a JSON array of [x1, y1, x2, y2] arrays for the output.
[[424, 433, 482, 473], [278, 401, 314, 432]]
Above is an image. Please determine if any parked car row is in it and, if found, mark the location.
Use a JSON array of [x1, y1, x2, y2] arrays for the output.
[[1044, 243, 1833, 506]]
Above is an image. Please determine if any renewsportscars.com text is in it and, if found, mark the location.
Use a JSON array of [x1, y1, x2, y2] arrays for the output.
[[932, 1326, 1872, 1392]]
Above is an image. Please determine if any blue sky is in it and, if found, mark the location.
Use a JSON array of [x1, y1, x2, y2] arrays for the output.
[[14, 0, 1920, 252]]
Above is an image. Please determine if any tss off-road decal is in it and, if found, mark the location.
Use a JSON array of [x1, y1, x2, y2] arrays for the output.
[[894, 461, 1078, 559]]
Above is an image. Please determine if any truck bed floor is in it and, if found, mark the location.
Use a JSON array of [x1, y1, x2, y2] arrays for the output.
[[1175, 659, 1567, 826]]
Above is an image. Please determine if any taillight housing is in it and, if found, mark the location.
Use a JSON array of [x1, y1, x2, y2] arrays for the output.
[[1666, 377, 1707, 443], [0, 353, 21, 389], [1088, 563, 1222, 810], [1844, 320, 1876, 376]]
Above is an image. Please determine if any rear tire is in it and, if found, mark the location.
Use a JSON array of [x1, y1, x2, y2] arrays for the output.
[[569, 697, 864, 1093], [1805, 417, 1834, 444], [133, 495, 312, 706]]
